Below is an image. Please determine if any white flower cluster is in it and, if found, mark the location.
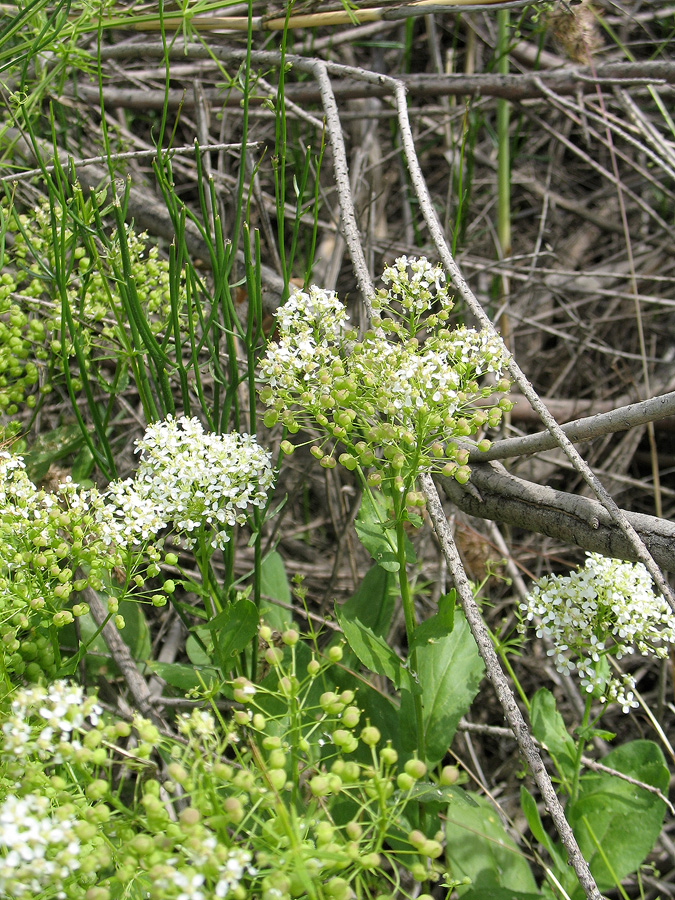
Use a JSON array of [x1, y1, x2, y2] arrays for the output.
[[0, 793, 81, 898], [274, 283, 349, 343], [378, 256, 451, 316], [152, 845, 256, 900], [104, 416, 274, 550], [520, 552, 675, 713], [0, 451, 45, 521], [350, 338, 461, 418], [444, 325, 512, 377], [1, 681, 103, 763], [259, 285, 351, 401]]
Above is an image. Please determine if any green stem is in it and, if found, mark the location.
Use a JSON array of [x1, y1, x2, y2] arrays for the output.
[[394, 508, 425, 764], [571, 694, 593, 803], [496, 9, 511, 261]]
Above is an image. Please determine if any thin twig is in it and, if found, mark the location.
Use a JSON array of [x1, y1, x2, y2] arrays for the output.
[[421, 473, 603, 900], [0, 140, 257, 184], [458, 720, 674, 815], [83, 584, 167, 728], [470, 391, 675, 462]]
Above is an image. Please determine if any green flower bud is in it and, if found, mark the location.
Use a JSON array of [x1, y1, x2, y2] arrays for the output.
[[455, 465, 471, 484], [397, 772, 415, 791], [310, 775, 330, 797], [267, 768, 287, 790], [338, 453, 358, 471], [323, 643, 341, 663], [223, 797, 244, 823], [360, 725, 381, 746], [341, 706, 360, 728], [404, 758, 427, 779], [440, 764, 460, 785], [380, 746, 398, 766], [85, 779, 109, 801]]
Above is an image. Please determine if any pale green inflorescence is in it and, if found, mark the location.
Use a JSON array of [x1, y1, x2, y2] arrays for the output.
[[520, 552, 675, 713], [259, 257, 512, 492]]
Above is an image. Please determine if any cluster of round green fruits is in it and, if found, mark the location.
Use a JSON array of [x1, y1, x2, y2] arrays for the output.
[[0, 451, 167, 683], [0, 193, 181, 415], [0, 621, 461, 900]]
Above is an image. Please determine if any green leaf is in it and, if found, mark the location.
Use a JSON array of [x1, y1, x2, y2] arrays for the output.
[[70, 444, 95, 483], [335, 601, 410, 690], [445, 793, 539, 896], [23, 423, 84, 481], [186, 628, 214, 666], [95, 358, 129, 395], [529, 688, 576, 782], [339, 565, 398, 639], [566, 739, 668, 892], [146, 661, 220, 691], [202, 598, 259, 664], [410, 591, 456, 648], [406, 610, 484, 767], [355, 490, 415, 571], [260, 551, 292, 630], [407, 782, 477, 806], [460, 890, 541, 900], [520, 786, 566, 872]]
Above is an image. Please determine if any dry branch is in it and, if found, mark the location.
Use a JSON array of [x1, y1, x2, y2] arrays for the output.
[[82, 585, 166, 728], [73, 61, 675, 111], [441, 461, 675, 572], [421, 473, 604, 900], [472, 391, 675, 463]]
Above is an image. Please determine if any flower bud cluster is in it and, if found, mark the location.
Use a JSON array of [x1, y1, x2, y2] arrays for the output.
[[0, 629, 452, 900], [192, 622, 449, 897], [520, 552, 675, 712], [260, 258, 511, 492]]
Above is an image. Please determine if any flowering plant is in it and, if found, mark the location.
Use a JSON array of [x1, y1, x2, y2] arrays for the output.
[[519, 552, 675, 713], [108, 415, 274, 552], [260, 257, 512, 495]]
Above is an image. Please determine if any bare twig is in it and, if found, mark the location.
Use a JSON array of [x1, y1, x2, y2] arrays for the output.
[[83, 585, 167, 728], [458, 721, 674, 815], [421, 473, 603, 900], [471, 391, 675, 462]]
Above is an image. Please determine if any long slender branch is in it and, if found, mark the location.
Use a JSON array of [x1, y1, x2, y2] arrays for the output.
[[309, 61, 376, 307], [441, 461, 675, 572], [72, 61, 675, 112], [470, 390, 675, 463], [420, 474, 603, 900]]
